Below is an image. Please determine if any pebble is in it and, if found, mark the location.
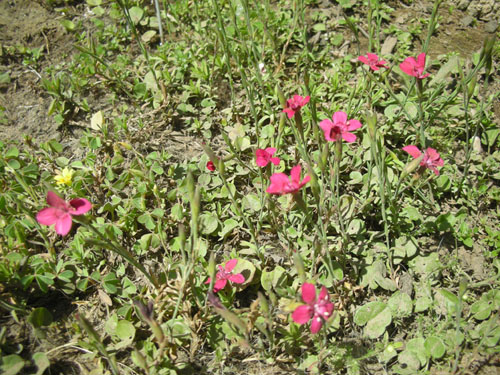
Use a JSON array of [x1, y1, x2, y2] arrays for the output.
[[485, 20, 498, 33]]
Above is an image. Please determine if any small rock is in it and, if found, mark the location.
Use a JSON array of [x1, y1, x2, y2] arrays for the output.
[[381, 36, 397, 56], [472, 136, 483, 154], [461, 15, 475, 27], [457, 0, 469, 11], [485, 20, 498, 33]]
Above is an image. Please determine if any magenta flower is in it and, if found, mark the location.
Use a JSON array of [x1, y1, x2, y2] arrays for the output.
[[256, 148, 280, 167], [399, 53, 430, 79], [206, 161, 216, 171], [292, 283, 334, 334], [358, 53, 388, 71], [319, 111, 362, 143], [283, 95, 310, 119], [402, 145, 444, 175], [205, 259, 245, 293], [266, 165, 310, 195], [36, 191, 92, 236]]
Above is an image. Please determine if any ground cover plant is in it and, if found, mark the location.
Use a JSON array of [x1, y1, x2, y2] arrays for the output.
[[0, 0, 500, 374]]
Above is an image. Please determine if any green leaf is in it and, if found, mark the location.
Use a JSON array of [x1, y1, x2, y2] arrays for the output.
[[424, 336, 446, 359], [470, 299, 492, 320], [261, 125, 275, 138], [199, 213, 219, 235], [1, 354, 24, 375], [33, 352, 50, 375], [86, 0, 102, 5], [219, 218, 239, 238], [28, 307, 53, 328], [129, 6, 144, 24], [354, 301, 392, 339], [102, 272, 120, 294], [138, 213, 155, 230], [35, 274, 54, 293], [388, 291, 413, 318], [116, 320, 135, 342], [242, 194, 261, 212], [261, 266, 286, 291], [0, 71, 11, 84], [406, 337, 428, 366], [60, 19, 76, 31]]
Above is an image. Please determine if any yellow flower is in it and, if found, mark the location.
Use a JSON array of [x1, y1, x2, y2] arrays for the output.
[[54, 167, 74, 186]]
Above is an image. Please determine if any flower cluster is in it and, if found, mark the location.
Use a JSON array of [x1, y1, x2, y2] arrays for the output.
[[358, 51, 430, 80], [403, 145, 444, 176]]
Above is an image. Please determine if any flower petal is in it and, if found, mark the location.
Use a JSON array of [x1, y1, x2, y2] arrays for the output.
[[283, 108, 295, 119], [333, 111, 347, 124], [205, 277, 212, 284], [417, 53, 426, 69], [292, 305, 313, 324], [54, 214, 73, 236], [46, 191, 67, 209], [342, 132, 357, 143], [290, 165, 301, 184], [224, 259, 238, 272], [266, 173, 289, 194], [36, 207, 59, 226], [265, 147, 276, 156], [69, 198, 92, 215], [310, 316, 323, 334], [358, 55, 369, 65], [347, 119, 362, 131], [403, 145, 422, 159], [213, 279, 227, 293], [270, 157, 281, 166], [229, 273, 245, 284], [301, 282, 316, 304], [318, 286, 329, 301]]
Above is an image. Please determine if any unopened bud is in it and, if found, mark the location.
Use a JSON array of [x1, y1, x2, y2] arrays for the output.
[[401, 155, 423, 179], [293, 250, 306, 283], [276, 85, 286, 108]]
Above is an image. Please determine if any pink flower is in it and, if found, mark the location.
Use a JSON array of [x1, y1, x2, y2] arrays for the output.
[[399, 53, 430, 79], [256, 148, 280, 167], [402, 145, 444, 175], [205, 259, 245, 293], [36, 191, 92, 236], [206, 161, 216, 171], [266, 165, 310, 195], [283, 95, 310, 119], [358, 53, 388, 71], [292, 283, 334, 334], [319, 111, 362, 143]]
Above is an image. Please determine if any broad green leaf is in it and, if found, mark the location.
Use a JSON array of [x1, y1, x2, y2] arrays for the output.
[[60, 19, 76, 32], [242, 194, 261, 212], [141, 30, 157, 43], [33, 353, 50, 375], [129, 6, 144, 24], [424, 336, 446, 359], [1, 354, 24, 375], [406, 338, 428, 366], [470, 299, 492, 320], [388, 291, 413, 318], [28, 307, 53, 328], [116, 320, 135, 342], [354, 301, 392, 338], [199, 213, 219, 235], [219, 218, 239, 238], [398, 350, 421, 371]]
